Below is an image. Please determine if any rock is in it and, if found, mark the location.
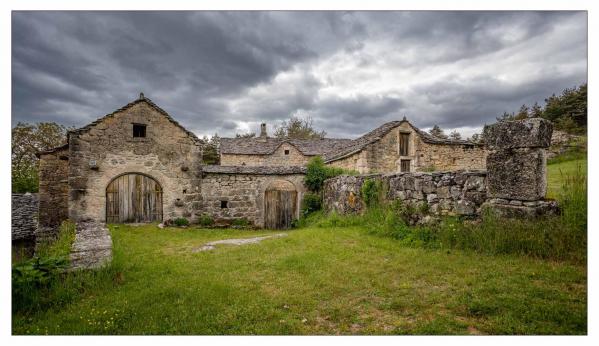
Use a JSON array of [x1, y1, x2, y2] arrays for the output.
[[426, 193, 439, 204], [486, 148, 546, 201], [483, 118, 553, 150], [70, 221, 112, 270], [455, 200, 475, 215], [192, 233, 288, 252]]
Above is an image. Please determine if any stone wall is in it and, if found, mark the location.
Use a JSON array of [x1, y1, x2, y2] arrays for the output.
[[323, 171, 487, 216], [221, 143, 311, 167], [12, 193, 39, 241], [66, 100, 203, 223], [200, 166, 306, 227], [327, 122, 487, 174], [37, 146, 69, 242]]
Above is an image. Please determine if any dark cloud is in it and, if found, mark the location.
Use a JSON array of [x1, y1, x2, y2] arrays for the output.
[[12, 11, 587, 138]]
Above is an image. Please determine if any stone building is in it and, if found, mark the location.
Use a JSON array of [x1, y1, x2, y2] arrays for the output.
[[222, 119, 487, 174], [36, 94, 486, 235]]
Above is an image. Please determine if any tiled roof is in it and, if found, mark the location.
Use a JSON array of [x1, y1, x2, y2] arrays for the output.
[[201, 165, 306, 175], [219, 137, 353, 156]]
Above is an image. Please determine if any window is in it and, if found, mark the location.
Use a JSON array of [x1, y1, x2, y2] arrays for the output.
[[220, 200, 228, 208], [133, 124, 146, 138], [284, 149, 290, 155], [400, 159, 411, 172], [399, 132, 410, 156]]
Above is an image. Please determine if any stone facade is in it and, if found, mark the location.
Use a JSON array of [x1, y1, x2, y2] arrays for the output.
[[325, 121, 487, 174], [37, 145, 69, 243], [12, 193, 39, 241], [220, 142, 310, 167], [200, 166, 306, 227], [67, 98, 203, 224], [323, 171, 487, 216]]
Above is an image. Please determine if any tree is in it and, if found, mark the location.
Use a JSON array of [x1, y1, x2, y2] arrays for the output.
[[497, 111, 516, 122], [514, 104, 529, 120], [12, 122, 68, 193], [530, 102, 543, 118], [235, 132, 256, 138], [449, 130, 462, 140], [543, 83, 587, 132], [274, 116, 326, 139], [201, 133, 220, 165], [428, 125, 448, 139], [468, 133, 482, 143]]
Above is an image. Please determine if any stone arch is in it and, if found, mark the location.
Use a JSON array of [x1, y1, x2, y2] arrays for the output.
[[105, 172, 163, 223]]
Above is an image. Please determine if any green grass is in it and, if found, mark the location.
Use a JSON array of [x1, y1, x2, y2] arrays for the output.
[[13, 224, 586, 335], [547, 158, 587, 200]]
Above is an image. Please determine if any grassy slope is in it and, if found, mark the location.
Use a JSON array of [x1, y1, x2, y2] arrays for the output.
[[546, 158, 587, 200], [13, 224, 586, 335]]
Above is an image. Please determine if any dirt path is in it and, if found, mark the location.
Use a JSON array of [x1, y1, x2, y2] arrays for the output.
[[192, 233, 288, 252]]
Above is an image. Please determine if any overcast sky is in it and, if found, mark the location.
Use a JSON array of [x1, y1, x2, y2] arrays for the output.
[[12, 11, 587, 139]]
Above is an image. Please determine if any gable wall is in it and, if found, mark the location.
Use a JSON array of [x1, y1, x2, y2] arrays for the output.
[[37, 147, 69, 242], [67, 102, 203, 223]]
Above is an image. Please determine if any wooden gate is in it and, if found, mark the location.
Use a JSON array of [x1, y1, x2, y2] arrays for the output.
[[264, 181, 297, 229], [106, 173, 163, 223]]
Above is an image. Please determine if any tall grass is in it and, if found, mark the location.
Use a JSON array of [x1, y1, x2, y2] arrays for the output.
[[313, 164, 587, 264]]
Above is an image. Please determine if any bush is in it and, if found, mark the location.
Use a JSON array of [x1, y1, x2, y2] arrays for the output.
[[173, 218, 190, 227], [197, 214, 214, 227], [301, 192, 322, 216], [231, 218, 250, 227], [304, 156, 357, 192], [360, 178, 383, 208]]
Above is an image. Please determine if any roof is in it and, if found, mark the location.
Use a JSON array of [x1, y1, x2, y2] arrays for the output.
[[323, 120, 482, 163], [36, 143, 69, 158], [69, 94, 203, 145], [201, 165, 306, 175], [219, 137, 353, 156]]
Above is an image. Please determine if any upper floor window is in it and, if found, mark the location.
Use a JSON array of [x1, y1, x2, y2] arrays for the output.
[[133, 124, 146, 138], [284, 149, 290, 155], [399, 132, 410, 156]]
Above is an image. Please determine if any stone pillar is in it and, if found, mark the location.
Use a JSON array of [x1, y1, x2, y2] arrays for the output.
[[481, 118, 558, 217]]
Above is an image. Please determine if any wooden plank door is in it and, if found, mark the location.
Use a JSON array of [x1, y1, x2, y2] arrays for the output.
[[106, 173, 163, 223], [264, 189, 297, 229]]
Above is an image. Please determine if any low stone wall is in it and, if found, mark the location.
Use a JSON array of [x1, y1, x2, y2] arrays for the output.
[[323, 171, 487, 216], [12, 193, 39, 241]]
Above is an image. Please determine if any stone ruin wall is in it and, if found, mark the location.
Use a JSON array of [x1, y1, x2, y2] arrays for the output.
[[12, 193, 39, 241], [416, 141, 487, 171], [66, 102, 203, 224], [200, 170, 306, 227], [37, 146, 70, 244], [220, 143, 311, 167], [324, 171, 487, 217], [324, 118, 557, 219]]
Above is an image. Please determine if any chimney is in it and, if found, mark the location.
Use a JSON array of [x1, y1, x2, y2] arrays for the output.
[[260, 123, 267, 138]]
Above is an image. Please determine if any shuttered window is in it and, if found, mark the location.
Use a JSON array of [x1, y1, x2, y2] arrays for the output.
[[399, 133, 410, 156], [401, 159, 411, 172]]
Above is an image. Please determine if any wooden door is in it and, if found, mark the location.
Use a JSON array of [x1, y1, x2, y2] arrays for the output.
[[106, 173, 163, 223], [264, 190, 297, 229]]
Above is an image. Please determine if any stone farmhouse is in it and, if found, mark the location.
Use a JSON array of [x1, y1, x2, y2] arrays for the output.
[[36, 94, 487, 238]]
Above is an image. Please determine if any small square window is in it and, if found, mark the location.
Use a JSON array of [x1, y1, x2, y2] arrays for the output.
[[284, 149, 290, 155], [133, 124, 146, 138], [220, 200, 228, 208]]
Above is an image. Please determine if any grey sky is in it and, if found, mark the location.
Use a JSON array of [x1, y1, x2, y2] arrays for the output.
[[11, 11, 587, 139]]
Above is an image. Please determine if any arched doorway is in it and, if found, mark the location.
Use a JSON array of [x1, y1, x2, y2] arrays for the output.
[[264, 180, 298, 229], [106, 173, 163, 223]]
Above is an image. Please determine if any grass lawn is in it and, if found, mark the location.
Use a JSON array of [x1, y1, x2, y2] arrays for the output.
[[546, 158, 587, 200], [13, 224, 586, 335]]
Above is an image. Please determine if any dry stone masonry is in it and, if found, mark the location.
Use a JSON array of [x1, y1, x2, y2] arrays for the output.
[[324, 118, 558, 219], [324, 170, 487, 216], [70, 221, 112, 270], [12, 193, 39, 241], [482, 118, 558, 217]]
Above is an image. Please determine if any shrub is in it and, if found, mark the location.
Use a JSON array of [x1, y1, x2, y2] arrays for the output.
[[301, 192, 322, 216], [304, 156, 357, 192], [36, 220, 76, 258], [360, 178, 383, 208], [231, 218, 250, 227], [173, 217, 190, 227], [197, 214, 214, 227]]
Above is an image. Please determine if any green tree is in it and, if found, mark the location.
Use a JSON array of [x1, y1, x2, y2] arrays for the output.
[[274, 116, 326, 139], [12, 122, 68, 193], [201, 133, 220, 165], [449, 130, 462, 140], [543, 83, 587, 132], [530, 102, 543, 118], [514, 104, 530, 120], [428, 125, 448, 139]]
